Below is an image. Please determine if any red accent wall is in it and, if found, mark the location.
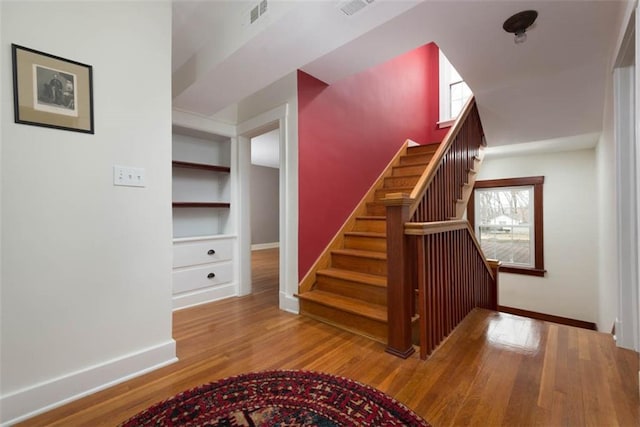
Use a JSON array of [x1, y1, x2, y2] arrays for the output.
[[298, 43, 446, 280]]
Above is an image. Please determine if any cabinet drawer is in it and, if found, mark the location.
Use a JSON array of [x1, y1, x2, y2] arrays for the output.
[[173, 261, 233, 294], [173, 238, 233, 268]]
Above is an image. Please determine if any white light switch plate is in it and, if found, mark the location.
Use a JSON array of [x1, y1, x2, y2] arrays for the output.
[[113, 165, 146, 187]]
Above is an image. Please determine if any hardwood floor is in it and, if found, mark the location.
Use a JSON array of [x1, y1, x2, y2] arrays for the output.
[[19, 248, 639, 426]]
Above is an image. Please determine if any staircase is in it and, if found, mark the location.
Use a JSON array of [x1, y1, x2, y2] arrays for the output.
[[297, 143, 440, 342]]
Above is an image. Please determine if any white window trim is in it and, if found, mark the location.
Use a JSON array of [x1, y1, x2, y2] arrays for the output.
[[438, 49, 453, 125], [439, 49, 472, 126]]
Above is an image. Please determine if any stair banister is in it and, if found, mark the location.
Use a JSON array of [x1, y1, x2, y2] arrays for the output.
[[405, 220, 500, 359], [383, 96, 482, 357]]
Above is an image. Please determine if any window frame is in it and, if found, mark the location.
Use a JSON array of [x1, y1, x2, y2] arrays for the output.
[[449, 79, 471, 118], [438, 49, 472, 126], [468, 176, 546, 277]]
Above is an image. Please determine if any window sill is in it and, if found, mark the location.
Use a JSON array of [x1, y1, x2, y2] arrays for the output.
[[499, 266, 546, 277], [437, 119, 454, 129]]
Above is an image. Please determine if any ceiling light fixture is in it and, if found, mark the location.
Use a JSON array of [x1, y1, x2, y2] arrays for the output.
[[503, 10, 538, 44]]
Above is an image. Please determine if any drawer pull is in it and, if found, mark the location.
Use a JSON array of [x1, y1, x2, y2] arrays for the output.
[[207, 272, 216, 279], [207, 249, 216, 255]]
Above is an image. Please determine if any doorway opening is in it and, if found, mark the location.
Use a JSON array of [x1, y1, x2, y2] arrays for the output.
[[236, 103, 298, 313], [249, 128, 280, 296]]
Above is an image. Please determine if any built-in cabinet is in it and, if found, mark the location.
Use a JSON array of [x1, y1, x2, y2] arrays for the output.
[[172, 125, 236, 310]]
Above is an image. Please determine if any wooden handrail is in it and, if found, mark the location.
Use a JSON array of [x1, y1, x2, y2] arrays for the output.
[[405, 220, 494, 281], [408, 96, 477, 217]]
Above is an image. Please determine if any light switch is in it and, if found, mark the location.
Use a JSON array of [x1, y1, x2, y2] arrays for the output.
[[113, 165, 146, 187]]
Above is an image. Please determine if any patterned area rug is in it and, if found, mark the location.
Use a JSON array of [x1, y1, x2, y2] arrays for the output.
[[120, 370, 429, 426]]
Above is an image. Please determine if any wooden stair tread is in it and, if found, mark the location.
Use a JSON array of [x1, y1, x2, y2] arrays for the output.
[[387, 174, 422, 179], [384, 179, 421, 190], [357, 216, 386, 220], [378, 186, 413, 192], [407, 144, 439, 154], [331, 248, 387, 260], [402, 152, 433, 158], [344, 231, 386, 238], [317, 268, 387, 287], [393, 164, 430, 171], [298, 290, 387, 322]]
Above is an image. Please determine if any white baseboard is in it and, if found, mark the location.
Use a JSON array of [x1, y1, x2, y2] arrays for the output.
[[279, 291, 299, 314], [1, 340, 177, 426], [251, 242, 280, 251], [172, 283, 236, 311]]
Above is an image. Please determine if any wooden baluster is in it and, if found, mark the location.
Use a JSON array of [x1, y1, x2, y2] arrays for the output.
[[487, 259, 501, 310], [453, 231, 459, 327], [415, 235, 428, 359], [448, 231, 455, 328], [438, 234, 445, 341], [447, 232, 452, 329], [383, 193, 415, 358], [427, 235, 433, 355], [409, 239, 417, 318], [463, 232, 469, 319], [459, 230, 465, 322], [429, 234, 436, 354]]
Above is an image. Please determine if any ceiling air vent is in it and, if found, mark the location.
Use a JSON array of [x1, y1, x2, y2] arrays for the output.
[[250, 0, 268, 24], [340, 0, 374, 16]]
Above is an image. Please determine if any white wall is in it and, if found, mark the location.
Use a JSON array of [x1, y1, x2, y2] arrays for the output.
[[0, 2, 174, 424], [478, 149, 599, 324], [0, 3, 4, 407], [597, 1, 640, 345], [250, 164, 279, 245], [596, 79, 620, 333]]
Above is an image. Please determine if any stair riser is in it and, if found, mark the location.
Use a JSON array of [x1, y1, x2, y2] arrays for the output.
[[331, 253, 387, 276], [299, 300, 387, 343], [315, 275, 386, 305], [367, 203, 386, 216], [384, 176, 420, 188], [344, 235, 386, 252], [353, 218, 386, 233], [399, 155, 432, 166], [407, 144, 439, 155], [392, 164, 427, 176]]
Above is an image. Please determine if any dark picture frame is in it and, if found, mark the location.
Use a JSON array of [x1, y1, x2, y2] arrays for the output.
[[12, 44, 94, 134]]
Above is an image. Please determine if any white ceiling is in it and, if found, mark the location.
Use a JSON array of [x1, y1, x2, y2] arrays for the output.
[[172, 0, 631, 148]]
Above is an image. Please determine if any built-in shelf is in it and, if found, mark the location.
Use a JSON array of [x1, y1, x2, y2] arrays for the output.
[[172, 160, 230, 173], [172, 125, 232, 238], [172, 202, 231, 208]]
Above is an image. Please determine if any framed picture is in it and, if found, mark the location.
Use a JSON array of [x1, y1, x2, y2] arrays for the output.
[[12, 44, 94, 134]]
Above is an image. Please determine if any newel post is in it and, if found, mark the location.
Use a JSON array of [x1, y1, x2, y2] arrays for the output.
[[487, 259, 501, 310], [383, 193, 415, 358]]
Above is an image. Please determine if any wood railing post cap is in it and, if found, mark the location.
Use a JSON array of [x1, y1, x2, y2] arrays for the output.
[[487, 259, 502, 267], [382, 193, 413, 206]]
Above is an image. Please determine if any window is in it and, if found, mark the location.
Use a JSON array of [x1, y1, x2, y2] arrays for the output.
[[439, 50, 473, 125], [468, 177, 545, 276], [449, 80, 472, 118]]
